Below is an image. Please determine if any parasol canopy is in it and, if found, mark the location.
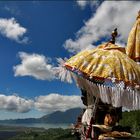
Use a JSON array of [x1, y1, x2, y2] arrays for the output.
[[65, 42, 140, 88], [126, 11, 140, 64], [63, 31, 140, 110]]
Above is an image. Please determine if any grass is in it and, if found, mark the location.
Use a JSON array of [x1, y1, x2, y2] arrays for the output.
[[9, 128, 77, 140]]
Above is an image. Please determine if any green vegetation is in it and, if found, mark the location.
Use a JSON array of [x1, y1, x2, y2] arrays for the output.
[[9, 128, 77, 140], [0, 110, 140, 140], [119, 110, 140, 137]]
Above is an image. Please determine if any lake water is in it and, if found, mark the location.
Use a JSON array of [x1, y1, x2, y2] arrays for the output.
[[0, 123, 71, 129]]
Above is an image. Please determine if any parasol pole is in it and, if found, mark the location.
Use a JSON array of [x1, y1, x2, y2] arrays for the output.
[[85, 95, 99, 139]]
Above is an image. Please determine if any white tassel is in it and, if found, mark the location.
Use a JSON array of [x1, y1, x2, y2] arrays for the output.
[[54, 58, 73, 83], [75, 76, 140, 110]]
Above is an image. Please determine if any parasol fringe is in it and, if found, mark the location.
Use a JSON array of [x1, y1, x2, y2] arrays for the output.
[[76, 76, 140, 110], [54, 58, 73, 83], [100, 86, 140, 110]]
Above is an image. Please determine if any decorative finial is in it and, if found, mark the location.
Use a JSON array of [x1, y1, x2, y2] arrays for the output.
[[136, 10, 140, 19], [110, 28, 118, 44]]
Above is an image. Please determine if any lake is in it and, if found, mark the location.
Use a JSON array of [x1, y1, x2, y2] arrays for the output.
[[0, 123, 71, 129]]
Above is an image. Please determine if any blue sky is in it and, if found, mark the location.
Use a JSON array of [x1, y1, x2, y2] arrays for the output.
[[0, 1, 90, 97], [0, 1, 140, 120]]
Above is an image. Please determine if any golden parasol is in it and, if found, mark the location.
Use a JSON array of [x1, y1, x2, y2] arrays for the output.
[[126, 11, 140, 64], [62, 29, 140, 110], [55, 12, 140, 140]]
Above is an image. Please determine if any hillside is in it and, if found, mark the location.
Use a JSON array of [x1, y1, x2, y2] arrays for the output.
[[0, 108, 82, 124], [40, 108, 82, 123]]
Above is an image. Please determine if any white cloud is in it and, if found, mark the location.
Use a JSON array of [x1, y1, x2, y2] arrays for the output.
[[14, 52, 56, 80], [35, 94, 83, 113], [65, 1, 140, 53], [77, 1, 88, 9], [77, 1, 99, 9], [0, 94, 33, 113], [0, 93, 83, 114], [0, 18, 28, 43]]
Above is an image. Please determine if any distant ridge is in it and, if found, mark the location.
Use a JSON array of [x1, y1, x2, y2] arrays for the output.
[[0, 108, 82, 124], [40, 108, 82, 123]]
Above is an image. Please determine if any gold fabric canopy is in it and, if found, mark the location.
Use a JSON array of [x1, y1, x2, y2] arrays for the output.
[[57, 26, 140, 109], [65, 42, 140, 88], [126, 11, 140, 63], [64, 42, 140, 110]]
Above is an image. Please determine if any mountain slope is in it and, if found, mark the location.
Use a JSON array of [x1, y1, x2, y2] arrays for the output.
[[0, 108, 82, 124], [40, 108, 82, 123]]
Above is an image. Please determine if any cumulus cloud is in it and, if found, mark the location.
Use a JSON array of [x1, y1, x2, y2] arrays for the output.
[[0, 94, 33, 113], [0, 18, 28, 43], [35, 94, 83, 113], [65, 1, 140, 53], [0, 93, 84, 114], [13, 52, 56, 80], [0, 93, 83, 114]]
